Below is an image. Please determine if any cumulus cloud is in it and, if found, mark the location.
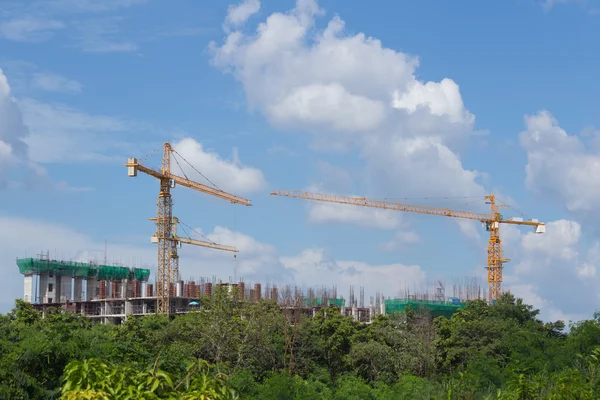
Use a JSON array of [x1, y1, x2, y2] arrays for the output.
[[268, 82, 387, 132], [520, 110, 600, 216], [503, 219, 599, 323], [393, 78, 474, 125], [171, 138, 267, 194], [455, 220, 482, 244], [225, 0, 260, 29], [187, 226, 293, 282], [209, 0, 486, 222], [0, 68, 31, 187], [281, 248, 427, 298], [0, 69, 92, 191]]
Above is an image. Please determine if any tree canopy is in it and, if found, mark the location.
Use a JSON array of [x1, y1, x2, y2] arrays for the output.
[[1, 290, 599, 399]]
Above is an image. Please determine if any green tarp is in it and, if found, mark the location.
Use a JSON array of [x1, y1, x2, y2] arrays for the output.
[[17, 258, 95, 278], [96, 266, 130, 281], [16, 258, 151, 282], [303, 298, 345, 307], [134, 268, 151, 281], [384, 298, 466, 319]]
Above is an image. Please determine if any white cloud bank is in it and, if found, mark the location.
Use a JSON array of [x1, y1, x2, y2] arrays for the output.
[[0, 68, 34, 188], [0, 215, 428, 314], [502, 219, 600, 323], [209, 0, 486, 230], [520, 110, 600, 216], [206, 0, 600, 323]]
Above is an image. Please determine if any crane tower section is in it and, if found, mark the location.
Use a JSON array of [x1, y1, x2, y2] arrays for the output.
[[126, 142, 251, 315]]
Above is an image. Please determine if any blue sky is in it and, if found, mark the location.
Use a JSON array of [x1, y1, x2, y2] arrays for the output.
[[1, 0, 599, 322]]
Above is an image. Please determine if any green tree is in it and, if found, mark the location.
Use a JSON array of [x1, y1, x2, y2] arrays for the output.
[[61, 358, 237, 399]]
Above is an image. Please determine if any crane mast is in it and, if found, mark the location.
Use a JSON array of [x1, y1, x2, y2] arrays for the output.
[[271, 189, 545, 303], [156, 144, 175, 315], [126, 142, 251, 315]]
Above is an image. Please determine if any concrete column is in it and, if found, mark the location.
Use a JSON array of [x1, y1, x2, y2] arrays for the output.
[[60, 276, 73, 302], [125, 300, 133, 320], [121, 280, 128, 298], [23, 274, 34, 303], [73, 277, 83, 301], [86, 278, 99, 301]]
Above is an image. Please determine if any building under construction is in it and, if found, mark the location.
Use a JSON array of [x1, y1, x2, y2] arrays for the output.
[[17, 255, 481, 324]]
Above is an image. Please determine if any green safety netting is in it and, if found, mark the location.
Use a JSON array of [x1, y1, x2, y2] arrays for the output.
[[384, 299, 466, 319], [134, 269, 151, 281], [16, 258, 151, 282], [95, 266, 130, 280], [303, 298, 345, 307], [17, 258, 95, 278]]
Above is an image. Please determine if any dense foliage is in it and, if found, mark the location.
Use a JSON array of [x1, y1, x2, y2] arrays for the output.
[[2, 288, 600, 399]]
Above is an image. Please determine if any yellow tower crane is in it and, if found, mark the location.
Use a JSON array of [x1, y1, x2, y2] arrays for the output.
[[271, 189, 545, 303], [125, 142, 251, 315]]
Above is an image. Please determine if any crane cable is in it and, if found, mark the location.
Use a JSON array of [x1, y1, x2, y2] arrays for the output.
[[171, 148, 223, 192], [178, 220, 218, 245]]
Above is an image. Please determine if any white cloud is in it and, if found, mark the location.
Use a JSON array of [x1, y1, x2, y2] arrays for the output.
[[378, 230, 421, 252], [187, 226, 293, 282], [268, 82, 387, 132], [310, 160, 354, 194], [577, 263, 596, 278], [307, 201, 403, 229], [502, 219, 600, 322], [171, 137, 267, 194], [393, 78, 474, 125], [362, 136, 485, 201], [31, 72, 82, 93], [209, 0, 486, 218], [267, 144, 297, 157], [74, 17, 138, 53], [18, 97, 136, 163], [225, 0, 260, 29], [280, 247, 427, 298], [0, 69, 95, 191], [0, 17, 64, 42], [520, 110, 600, 215], [455, 219, 482, 244], [0, 68, 31, 187]]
